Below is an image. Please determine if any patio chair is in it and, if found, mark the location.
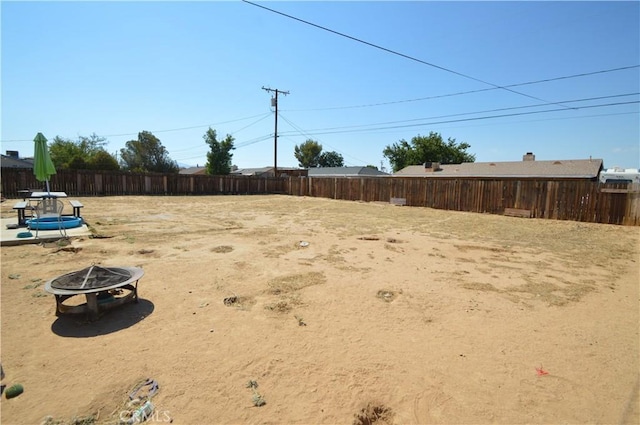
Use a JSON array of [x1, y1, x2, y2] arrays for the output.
[[29, 198, 67, 238]]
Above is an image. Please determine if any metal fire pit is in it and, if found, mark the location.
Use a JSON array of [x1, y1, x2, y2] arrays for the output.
[[45, 265, 144, 320]]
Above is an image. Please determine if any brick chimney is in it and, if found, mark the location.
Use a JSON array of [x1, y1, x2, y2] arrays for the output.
[[523, 152, 535, 161]]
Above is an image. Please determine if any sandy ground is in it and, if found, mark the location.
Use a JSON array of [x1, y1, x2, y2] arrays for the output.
[[1, 195, 638, 425]]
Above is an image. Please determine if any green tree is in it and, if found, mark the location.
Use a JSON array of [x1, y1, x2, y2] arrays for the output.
[[383, 132, 475, 172], [204, 128, 235, 175], [49, 133, 119, 170], [68, 156, 88, 170], [89, 150, 120, 171], [294, 139, 323, 168], [49, 137, 83, 169], [318, 151, 344, 167], [120, 131, 179, 173]]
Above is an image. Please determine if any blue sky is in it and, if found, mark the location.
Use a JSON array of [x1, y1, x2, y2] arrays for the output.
[[2, 1, 639, 171]]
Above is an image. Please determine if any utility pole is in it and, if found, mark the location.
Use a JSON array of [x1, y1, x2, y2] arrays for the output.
[[262, 86, 289, 177]]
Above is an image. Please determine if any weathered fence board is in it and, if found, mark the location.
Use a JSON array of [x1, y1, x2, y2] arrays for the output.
[[1, 169, 638, 225]]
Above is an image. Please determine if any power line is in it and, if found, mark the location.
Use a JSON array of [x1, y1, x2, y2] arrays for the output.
[[0, 112, 272, 143], [280, 92, 640, 134], [229, 112, 273, 135], [278, 112, 373, 166], [242, 0, 576, 110], [282, 65, 640, 112], [277, 100, 639, 137], [168, 115, 268, 154], [235, 134, 274, 149]]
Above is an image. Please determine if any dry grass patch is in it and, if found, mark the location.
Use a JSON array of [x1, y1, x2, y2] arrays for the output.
[[211, 245, 234, 253], [353, 403, 394, 425], [461, 282, 500, 292], [223, 294, 256, 310], [263, 243, 297, 258], [455, 244, 512, 253], [461, 279, 596, 306], [384, 243, 404, 253], [264, 293, 303, 313], [267, 272, 326, 294], [265, 272, 325, 314]]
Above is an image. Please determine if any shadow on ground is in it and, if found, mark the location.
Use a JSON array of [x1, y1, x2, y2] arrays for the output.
[[50, 299, 155, 338]]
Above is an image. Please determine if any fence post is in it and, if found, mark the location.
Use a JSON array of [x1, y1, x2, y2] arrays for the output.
[[95, 173, 103, 195]]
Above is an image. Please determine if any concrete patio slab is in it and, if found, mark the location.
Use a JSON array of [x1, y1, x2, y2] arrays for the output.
[[1, 217, 92, 246]]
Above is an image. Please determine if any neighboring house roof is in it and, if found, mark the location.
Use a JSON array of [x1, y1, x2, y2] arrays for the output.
[[231, 167, 305, 177], [1, 155, 34, 169], [395, 158, 603, 179], [179, 166, 207, 175], [232, 167, 274, 176], [308, 166, 389, 177]]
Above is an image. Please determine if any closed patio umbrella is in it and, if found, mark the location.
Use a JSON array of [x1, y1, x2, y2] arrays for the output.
[[33, 132, 57, 194]]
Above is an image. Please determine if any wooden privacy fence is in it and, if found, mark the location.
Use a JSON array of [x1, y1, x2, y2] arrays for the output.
[[290, 177, 639, 226], [0, 169, 288, 197], [2, 168, 639, 225]]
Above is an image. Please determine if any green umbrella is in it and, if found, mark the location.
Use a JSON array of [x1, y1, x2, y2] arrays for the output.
[[33, 132, 57, 193]]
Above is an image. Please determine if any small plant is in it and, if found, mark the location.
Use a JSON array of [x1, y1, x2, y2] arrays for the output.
[[252, 393, 266, 407], [294, 315, 307, 326], [246, 380, 266, 407], [70, 416, 97, 425], [41, 416, 65, 425], [56, 238, 71, 248]]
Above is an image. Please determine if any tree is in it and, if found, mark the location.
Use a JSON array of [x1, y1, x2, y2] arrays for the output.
[[89, 150, 120, 171], [204, 128, 235, 175], [49, 137, 82, 169], [120, 131, 179, 173], [318, 151, 344, 167], [49, 133, 119, 170], [383, 132, 475, 172], [294, 139, 323, 168]]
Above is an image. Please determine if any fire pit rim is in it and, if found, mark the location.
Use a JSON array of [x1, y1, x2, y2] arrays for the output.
[[44, 266, 145, 295]]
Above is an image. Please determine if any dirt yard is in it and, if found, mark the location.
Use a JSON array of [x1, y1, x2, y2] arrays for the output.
[[1, 195, 638, 425]]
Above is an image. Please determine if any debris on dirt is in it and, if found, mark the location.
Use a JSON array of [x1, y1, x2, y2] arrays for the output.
[[224, 296, 238, 306], [246, 380, 266, 407], [55, 246, 82, 254], [536, 366, 549, 376], [376, 290, 398, 303], [89, 234, 113, 239], [358, 236, 380, 241]]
